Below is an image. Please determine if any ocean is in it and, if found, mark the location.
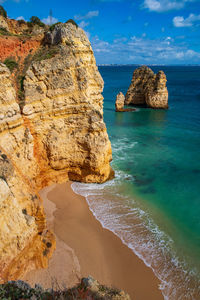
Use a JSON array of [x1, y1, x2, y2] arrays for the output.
[[72, 66, 200, 300]]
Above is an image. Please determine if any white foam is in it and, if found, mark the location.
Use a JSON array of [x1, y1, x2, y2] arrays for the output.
[[71, 180, 200, 300], [71, 134, 200, 299]]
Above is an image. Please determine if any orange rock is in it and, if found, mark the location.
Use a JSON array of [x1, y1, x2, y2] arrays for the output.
[[0, 35, 42, 65]]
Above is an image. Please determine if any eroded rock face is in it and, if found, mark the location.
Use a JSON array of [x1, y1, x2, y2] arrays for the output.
[[23, 23, 112, 184], [0, 22, 112, 281], [0, 149, 55, 283], [125, 66, 168, 109], [146, 70, 168, 108], [0, 16, 9, 31]]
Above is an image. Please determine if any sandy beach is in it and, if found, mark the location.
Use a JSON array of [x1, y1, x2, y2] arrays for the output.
[[24, 182, 163, 300]]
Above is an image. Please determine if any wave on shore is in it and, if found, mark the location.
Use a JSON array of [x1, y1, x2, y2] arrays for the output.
[[72, 137, 200, 300]]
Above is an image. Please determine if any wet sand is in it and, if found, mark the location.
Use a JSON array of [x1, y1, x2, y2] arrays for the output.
[[24, 182, 163, 300]]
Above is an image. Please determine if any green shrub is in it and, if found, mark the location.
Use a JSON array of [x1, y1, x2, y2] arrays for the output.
[[0, 5, 7, 18], [18, 19, 26, 25], [4, 58, 18, 72], [0, 26, 10, 36], [19, 75, 25, 91], [27, 21, 33, 28], [17, 75, 25, 110], [66, 19, 78, 28], [32, 46, 59, 62], [29, 16, 45, 28]]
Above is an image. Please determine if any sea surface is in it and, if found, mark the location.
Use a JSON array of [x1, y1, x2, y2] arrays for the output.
[[72, 66, 200, 300]]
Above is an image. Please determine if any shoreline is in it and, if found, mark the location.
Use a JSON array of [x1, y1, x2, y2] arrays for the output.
[[23, 182, 163, 300]]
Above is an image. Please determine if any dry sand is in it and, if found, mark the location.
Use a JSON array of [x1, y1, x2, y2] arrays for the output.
[[24, 182, 163, 300]]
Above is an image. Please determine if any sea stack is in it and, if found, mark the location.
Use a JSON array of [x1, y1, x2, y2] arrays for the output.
[[115, 92, 125, 111], [115, 92, 136, 112], [125, 66, 168, 109]]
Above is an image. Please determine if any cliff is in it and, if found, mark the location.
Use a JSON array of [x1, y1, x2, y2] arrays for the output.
[[125, 66, 168, 109], [0, 17, 113, 282]]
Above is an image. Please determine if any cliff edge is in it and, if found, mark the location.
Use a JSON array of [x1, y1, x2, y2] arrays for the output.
[[0, 17, 113, 282]]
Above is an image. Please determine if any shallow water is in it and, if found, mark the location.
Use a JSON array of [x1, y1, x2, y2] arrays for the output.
[[72, 66, 200, 299]]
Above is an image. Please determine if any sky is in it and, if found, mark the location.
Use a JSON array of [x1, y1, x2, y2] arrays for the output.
[[1, 0, 200, 64]]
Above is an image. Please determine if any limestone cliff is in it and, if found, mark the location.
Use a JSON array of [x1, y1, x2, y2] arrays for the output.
[[125, 66, 168, 109], [0, 20, 113, 282]]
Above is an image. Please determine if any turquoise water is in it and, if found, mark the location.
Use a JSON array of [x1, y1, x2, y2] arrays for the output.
[[72, 66, 200, 299]]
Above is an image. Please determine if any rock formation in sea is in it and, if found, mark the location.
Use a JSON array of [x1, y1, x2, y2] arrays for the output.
[[115, 92, 125, 111], [0, 14, 113, 282], [115, 92, 136, 112], [125, 66, 168, 109]]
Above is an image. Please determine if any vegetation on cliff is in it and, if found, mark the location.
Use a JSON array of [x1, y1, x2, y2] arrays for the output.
[[0, 5, 7, 18], [0, 277, 130, 300], [32, 45, 60, 62], [27, 16, 45, 28], [0, 27, 10, 36], [3, 57, 18, 72], [66, 19, 78, 28]]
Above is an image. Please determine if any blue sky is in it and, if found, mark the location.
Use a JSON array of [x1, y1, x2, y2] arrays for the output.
[[1, 0, 200, 64]]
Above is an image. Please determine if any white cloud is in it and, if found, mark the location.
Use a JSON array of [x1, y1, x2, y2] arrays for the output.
[[42, 16, 58, 25], [79, 21, 89, 29], [16, 16, 25, 21], [85, 31, 91, 39], [91, 34, 200, 64], [173, 13, 200, 27], [74, 10, 99, 21], [143, 0, 194, 12], [113, 37, 127, 43]]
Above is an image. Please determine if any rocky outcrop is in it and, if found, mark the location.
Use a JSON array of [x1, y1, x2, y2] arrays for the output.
[[82, 276, 130, 299], [115, 92, 136, 112], [0, 15, 43, 35], [0, 277, 131, 299], [125, 66, 168, 109], [0, 21, 113, 282], [0, 15, 9, 31]]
